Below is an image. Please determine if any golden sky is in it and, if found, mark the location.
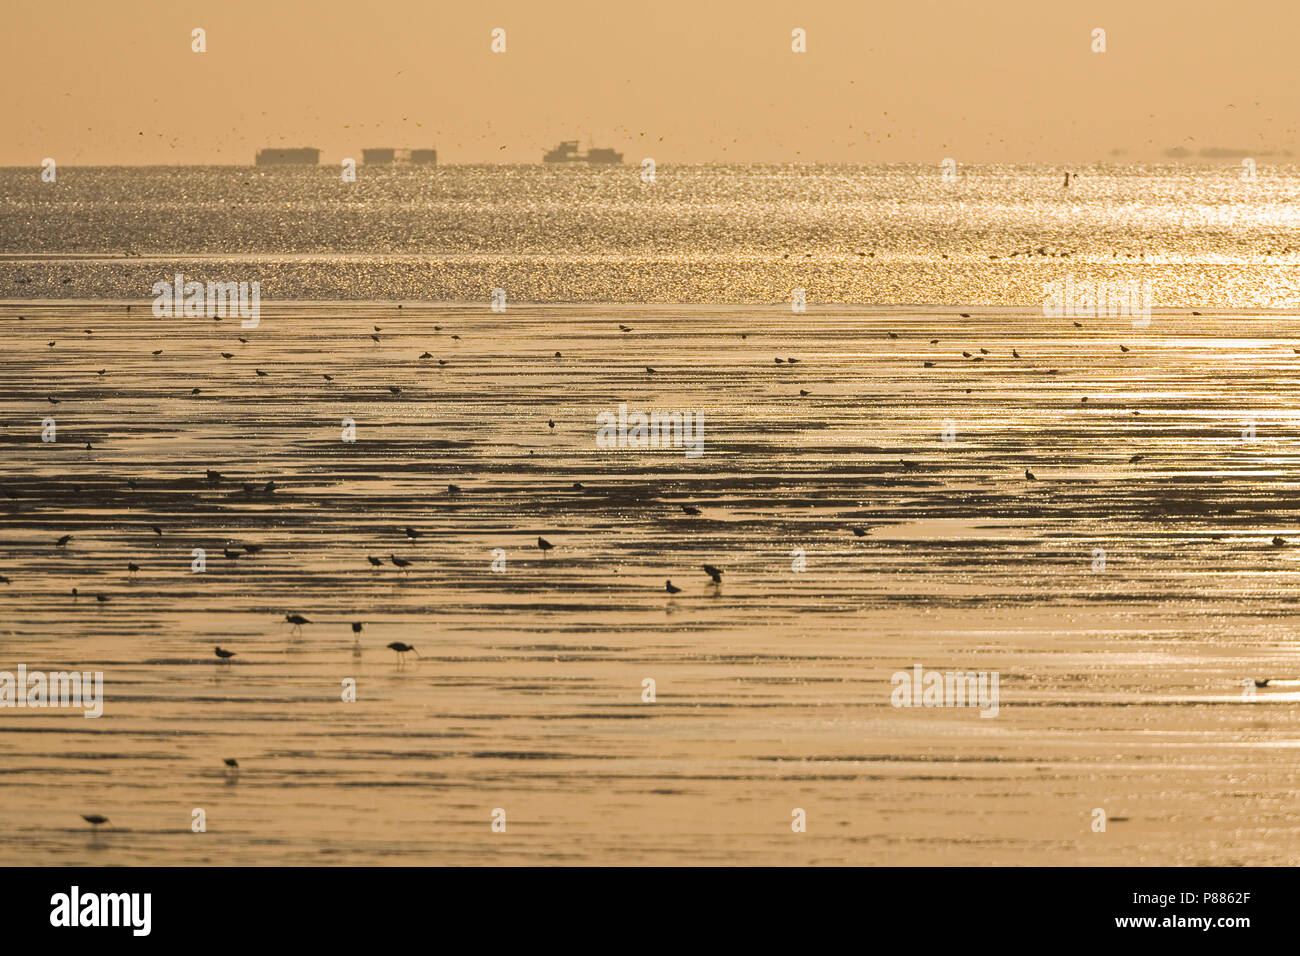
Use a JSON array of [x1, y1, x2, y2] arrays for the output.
[[1, 0, 1295, 165]]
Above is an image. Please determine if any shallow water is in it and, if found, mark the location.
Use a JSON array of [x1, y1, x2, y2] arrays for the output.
[[4, 164, 1300, 304], [2, 302, 1299, 865]]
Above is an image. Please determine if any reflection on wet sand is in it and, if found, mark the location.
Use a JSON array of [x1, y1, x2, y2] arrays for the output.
[[2, 302, 1299, 865]]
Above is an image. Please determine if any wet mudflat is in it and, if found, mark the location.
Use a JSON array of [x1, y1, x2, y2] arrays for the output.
[[1, 302, 1299, 865]]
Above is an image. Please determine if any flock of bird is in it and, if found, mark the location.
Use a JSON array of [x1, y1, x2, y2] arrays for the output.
[[11, 304, 1298, 830]]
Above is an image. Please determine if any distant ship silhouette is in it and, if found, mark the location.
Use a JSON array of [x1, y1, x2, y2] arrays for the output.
[[362, 148, 437, 165], [254, 148, 320, 166], [253, 148, 436, 166], [543, 140, 623, 164]]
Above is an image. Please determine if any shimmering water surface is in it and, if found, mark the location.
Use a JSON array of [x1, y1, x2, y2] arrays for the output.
[[2, 302, 1300, 865], [3, 164, 1300, 304]]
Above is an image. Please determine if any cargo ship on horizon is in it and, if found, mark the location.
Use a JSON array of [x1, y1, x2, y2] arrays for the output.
[[543, 140, 623, 164], [362, 148, 437, 165], [254, 147, 320, 166]]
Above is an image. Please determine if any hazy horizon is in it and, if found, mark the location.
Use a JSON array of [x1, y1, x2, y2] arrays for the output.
[[3, 0, 1298, 166], [3, 157, 1297, 169]]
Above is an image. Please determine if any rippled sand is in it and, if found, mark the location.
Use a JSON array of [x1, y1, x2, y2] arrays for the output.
[[2, 301, 1300, 865]]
